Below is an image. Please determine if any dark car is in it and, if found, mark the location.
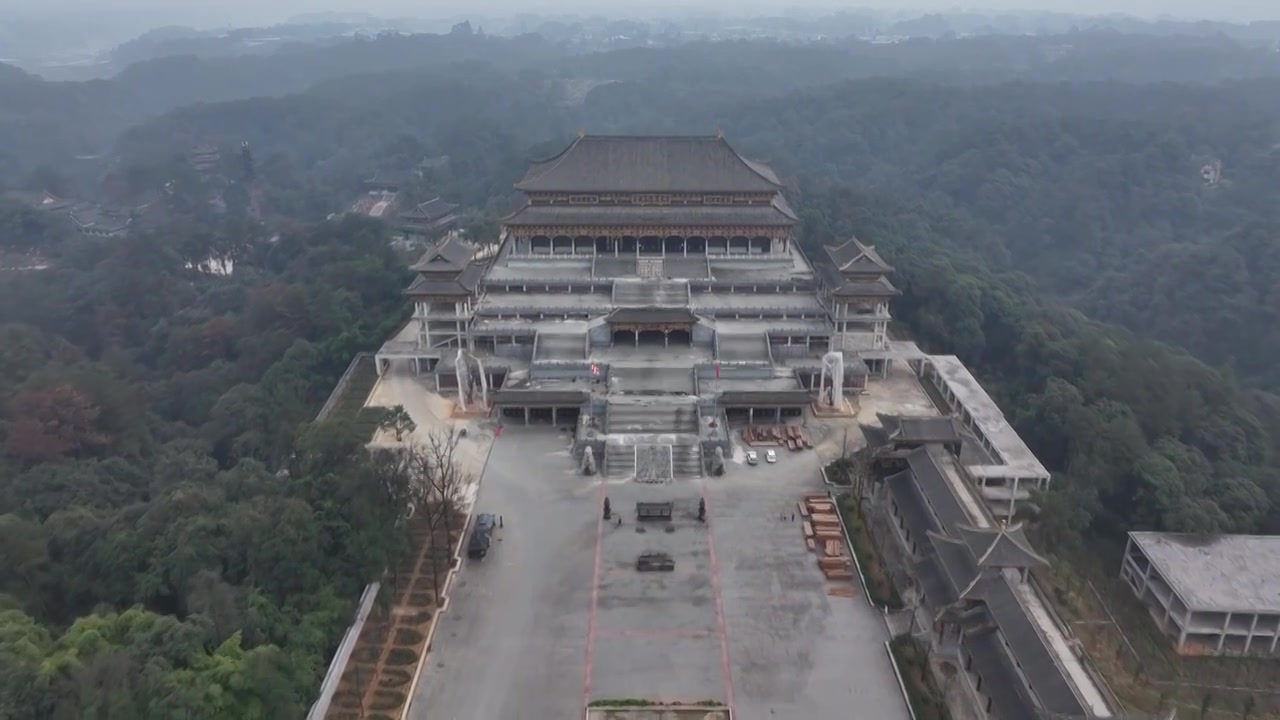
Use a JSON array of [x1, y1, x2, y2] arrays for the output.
[[467, 513, 497, 559]]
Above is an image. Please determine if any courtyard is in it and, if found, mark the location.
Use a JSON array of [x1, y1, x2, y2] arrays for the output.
[[406, 424, 910, 720]]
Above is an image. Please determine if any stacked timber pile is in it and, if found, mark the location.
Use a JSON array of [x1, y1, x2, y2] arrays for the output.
[[741, 425, 814, 451], [799, 494, 857, 598]]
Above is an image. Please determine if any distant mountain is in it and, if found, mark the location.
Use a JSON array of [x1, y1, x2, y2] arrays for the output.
[[0, 63, 32, 84]]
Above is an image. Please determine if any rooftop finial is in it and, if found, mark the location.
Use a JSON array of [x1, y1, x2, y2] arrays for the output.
[[715, 125, 724, 138], [577, 128, 586, 138]]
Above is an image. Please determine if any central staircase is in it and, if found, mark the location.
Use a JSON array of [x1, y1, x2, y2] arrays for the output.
[[613, 279, 689, 306], [604, 398, 699, 434]]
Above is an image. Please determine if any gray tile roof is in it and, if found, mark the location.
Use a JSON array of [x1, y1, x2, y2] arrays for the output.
[[928, 532, 981, 599], [886, 470, 940, 543], [816, 262, 900, 297], [883, 414, 965, 445], [905, 447, 971, 530], [503, 202, 798, 228], [826, 237, 893, 273], [885, 439, 1092, 719], [405, 262, 484, 296], [978, 578, 1088, 718], [716, 389, 813, 407], [400, 197, 458, 222], [410, 237, 474, 273], [956, 524, 1048, 570], [493, 388, 589, 406], [964, 628, 1045, 720], [515, 135, 784, 193]]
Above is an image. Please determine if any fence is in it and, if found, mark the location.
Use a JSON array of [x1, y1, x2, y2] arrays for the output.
[[306, 352, 380, 720]]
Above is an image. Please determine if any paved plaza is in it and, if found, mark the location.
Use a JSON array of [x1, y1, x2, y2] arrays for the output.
[[407, 426, 910, 720]]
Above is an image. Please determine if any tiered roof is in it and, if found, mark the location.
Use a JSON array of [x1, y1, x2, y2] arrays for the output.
[[821, 236, 900, 298], [503, 202, 797, 228], [401, 197, 458, 223], [826, 237, 893, 274], [405, 237, 484, 296], [514, 135, 784, 193]]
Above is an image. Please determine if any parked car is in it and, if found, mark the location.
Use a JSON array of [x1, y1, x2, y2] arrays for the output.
[[765, 449, 777, 464], [746, 450, 759, 466], [468, 512, 496, 559]]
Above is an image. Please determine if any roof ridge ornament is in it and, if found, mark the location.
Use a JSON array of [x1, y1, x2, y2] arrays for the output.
[[715, 125, 724, 138], [578, 128, 586, 138]]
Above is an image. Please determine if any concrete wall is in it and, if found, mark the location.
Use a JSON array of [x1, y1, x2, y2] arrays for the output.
[[770, 344, 810, 359], [693, 322, 716, 346], [493, 344, 534, 360], [588, 323, 611, 347], [693, 364, 774, 380], [529, 362, 598, 381]]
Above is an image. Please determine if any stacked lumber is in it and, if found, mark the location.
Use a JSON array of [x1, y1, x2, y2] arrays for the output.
[[741, 425, 814, 451], [799, 494, 859, 587]]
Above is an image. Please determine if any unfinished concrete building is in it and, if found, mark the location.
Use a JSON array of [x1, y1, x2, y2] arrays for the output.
[[1121, 532, 1280, 657]]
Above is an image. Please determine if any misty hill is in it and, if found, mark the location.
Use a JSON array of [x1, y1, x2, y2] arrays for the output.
[[7, 28, 1280, 185]]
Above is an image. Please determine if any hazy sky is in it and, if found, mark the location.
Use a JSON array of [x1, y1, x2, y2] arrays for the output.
[[5, 0, 1280, 25]]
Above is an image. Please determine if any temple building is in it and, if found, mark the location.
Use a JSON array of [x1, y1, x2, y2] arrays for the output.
[[373, 132, 1119, 720], [375, 134, 1041, 494]]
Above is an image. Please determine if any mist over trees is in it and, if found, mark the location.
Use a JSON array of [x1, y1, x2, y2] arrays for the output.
[[4, 21, 1280, 715]]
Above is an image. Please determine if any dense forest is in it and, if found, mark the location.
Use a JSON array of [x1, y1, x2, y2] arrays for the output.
[[0, 217, 413, 716], [4, 24, 1280, 716]]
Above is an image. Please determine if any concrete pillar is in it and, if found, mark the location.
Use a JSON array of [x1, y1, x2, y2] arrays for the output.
[[1271, 627, 1279, 654], [1217, 612, 1233, 653], [524, 407, 530, 426], [748, 408, 754, 424], [1138, 557, 1154, 596], [664, 331, 670, 348], [775, 407, 782, 423], [1245, 614, 1259, 655], [552, 407, 558, 426]]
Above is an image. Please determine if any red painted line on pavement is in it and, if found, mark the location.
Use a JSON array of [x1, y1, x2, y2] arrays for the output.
[[596, 628, 716, 640], [702, 488, 737, 711], [582, 480, 606, 709]]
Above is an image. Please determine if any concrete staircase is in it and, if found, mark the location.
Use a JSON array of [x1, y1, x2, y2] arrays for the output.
[[604, 443, 635, 478], [605, 399, 699, 434], [613, 279, 688, 306], [671, 443, 704, 479]]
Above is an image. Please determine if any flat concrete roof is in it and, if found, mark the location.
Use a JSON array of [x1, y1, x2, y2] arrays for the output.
[[716, 334, 771, 363], [924, 355, 1050, 482], [610, 365, 696, 394], [480, 291, 612, 312], [713, 318, 831, 336], [691, 292, 826, 313], [484, 251, 597, 284], [1130, 532, 1280, 615]]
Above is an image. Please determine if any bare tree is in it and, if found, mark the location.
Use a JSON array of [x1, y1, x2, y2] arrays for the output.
[[405, 428, 472, 597]]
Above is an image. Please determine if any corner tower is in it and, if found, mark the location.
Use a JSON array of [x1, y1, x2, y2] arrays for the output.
[[823, 237, 899, 370]]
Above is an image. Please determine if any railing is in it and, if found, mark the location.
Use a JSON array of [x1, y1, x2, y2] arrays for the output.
[[306, 582, 380, 720]]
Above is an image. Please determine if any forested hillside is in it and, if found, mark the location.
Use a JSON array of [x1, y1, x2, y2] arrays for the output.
[[0, 217, 414, 716], [5, 25, 1280, 715], [6, 28, 1280, 184]]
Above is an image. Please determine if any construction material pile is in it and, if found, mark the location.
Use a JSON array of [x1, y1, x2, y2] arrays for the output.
[[740, 424, 813, 451], [799, 494, 858, 598]]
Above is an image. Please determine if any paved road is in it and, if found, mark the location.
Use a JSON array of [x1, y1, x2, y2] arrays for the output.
[[406, 428, 910, 720], [406, 427, 594, 720]]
